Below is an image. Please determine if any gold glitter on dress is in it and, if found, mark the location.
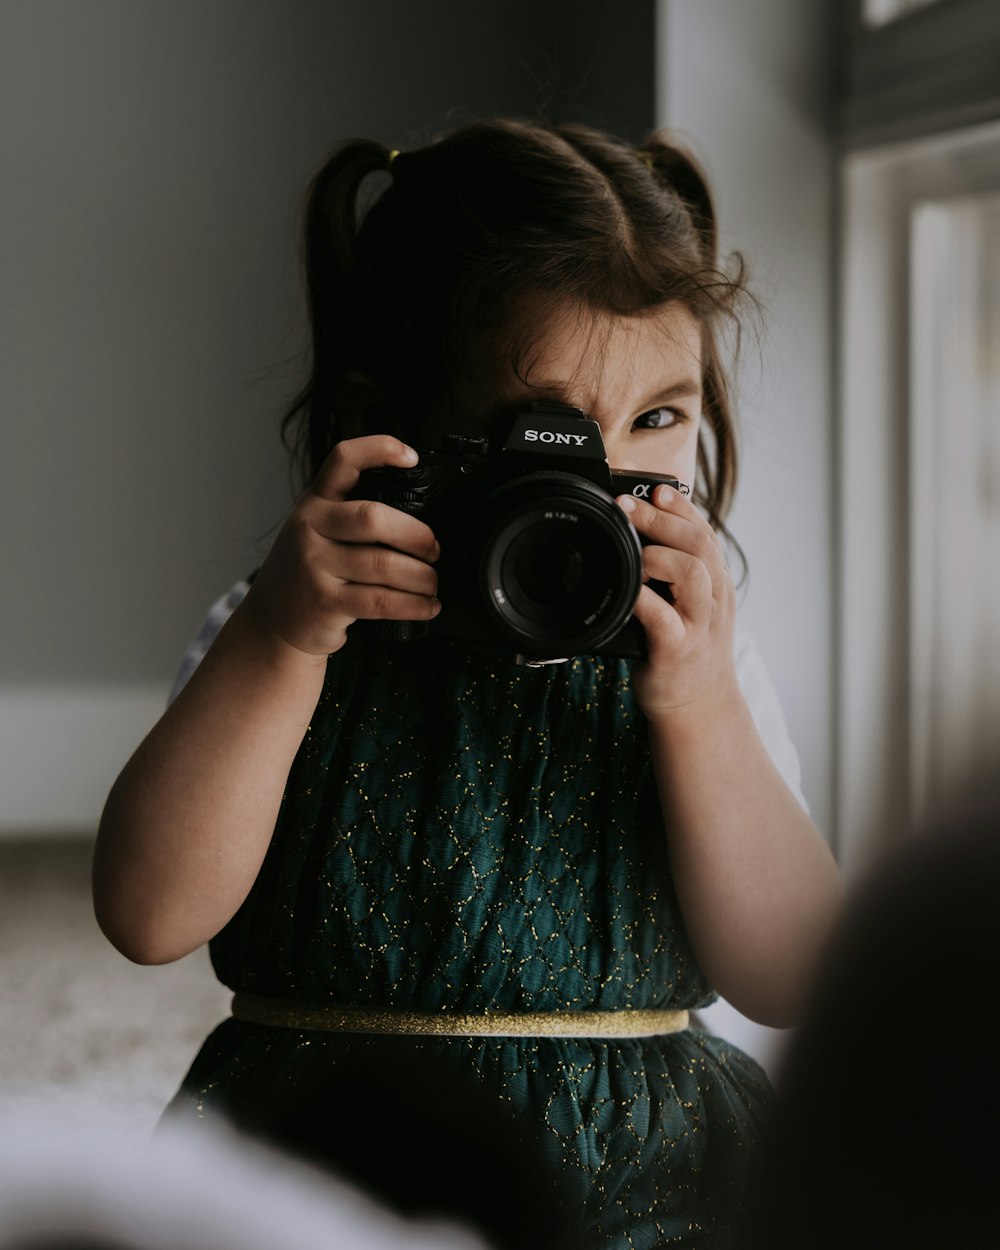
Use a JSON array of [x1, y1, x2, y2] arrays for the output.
[[165, 633, 772, 1248]]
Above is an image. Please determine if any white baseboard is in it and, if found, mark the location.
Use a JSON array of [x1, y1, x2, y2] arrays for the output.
[[0, 685, 168, 837]]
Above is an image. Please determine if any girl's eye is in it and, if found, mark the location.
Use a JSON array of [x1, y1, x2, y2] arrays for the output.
[[633, 407, 681, 431]]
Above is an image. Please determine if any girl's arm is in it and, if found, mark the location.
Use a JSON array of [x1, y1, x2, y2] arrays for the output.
[[618, 487, 842, 1029], [93, 437, 441, 965]]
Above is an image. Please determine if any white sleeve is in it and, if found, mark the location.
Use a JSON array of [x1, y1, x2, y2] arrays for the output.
[[167, 579, 251, 704], [733, 626, 809, 813]]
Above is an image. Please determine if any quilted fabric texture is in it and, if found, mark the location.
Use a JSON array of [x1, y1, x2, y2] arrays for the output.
[[169, 636, 771, 1248]]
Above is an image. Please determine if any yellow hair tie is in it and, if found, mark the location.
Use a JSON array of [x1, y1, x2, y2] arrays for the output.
[[637, 150, 655, 170], [387, 148, 401, 171]]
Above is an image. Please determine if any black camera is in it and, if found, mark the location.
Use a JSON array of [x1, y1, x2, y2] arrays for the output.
[[353, 402, 689, 663]]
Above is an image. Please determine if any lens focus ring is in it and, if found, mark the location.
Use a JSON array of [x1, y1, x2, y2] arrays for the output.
[[478, 471, 643, 656]]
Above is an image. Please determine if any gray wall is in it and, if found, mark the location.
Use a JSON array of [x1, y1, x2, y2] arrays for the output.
[[1, 0, 654, 690], [0, 0, 653, 830], [659, 0, 837, 840]]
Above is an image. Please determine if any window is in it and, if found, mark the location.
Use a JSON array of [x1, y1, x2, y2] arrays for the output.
[[863, 0, 946, 26], [909, 192, 1000, 829], [840, 0, 1000, 148], [838, 116, 1000, 870], [836, 0, 1000, 867]]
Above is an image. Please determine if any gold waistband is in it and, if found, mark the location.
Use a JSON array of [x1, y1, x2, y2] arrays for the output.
[[231, 993, 690, 1039]]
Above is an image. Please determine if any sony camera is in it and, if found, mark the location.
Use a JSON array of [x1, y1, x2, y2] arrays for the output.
[[353, 402, 689, 664]]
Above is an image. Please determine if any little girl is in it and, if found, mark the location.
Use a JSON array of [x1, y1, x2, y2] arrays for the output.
[[94, 118, 841, 1248]]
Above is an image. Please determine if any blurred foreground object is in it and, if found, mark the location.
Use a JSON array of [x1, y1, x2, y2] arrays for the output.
[[0, 1108, 486, 1250], [740, 788, 1000, 1248]]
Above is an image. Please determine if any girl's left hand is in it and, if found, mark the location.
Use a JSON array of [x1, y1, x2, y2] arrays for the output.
[[617, 485, 740, 719]]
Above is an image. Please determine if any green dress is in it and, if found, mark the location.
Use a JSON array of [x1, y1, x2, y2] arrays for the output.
[[168, 632, 772, 1248]]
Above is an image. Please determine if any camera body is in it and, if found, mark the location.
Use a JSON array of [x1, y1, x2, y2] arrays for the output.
[[354, 402, 689, 663]]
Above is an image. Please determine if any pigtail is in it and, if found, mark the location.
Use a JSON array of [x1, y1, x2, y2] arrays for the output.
[[282, 140, 396, 486], [637, 133, 719, 267]]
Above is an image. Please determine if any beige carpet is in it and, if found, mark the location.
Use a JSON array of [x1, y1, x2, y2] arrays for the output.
[[0, 836, 230, 1141], [0, 836, 785, 1149], [0, 839, 495, 1249]]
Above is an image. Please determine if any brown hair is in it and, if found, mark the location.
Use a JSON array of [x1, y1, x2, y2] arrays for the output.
[[282, 118, 756, 543]]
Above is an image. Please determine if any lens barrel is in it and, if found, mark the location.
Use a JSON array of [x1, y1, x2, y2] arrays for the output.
[[478, 471, 643, 656]]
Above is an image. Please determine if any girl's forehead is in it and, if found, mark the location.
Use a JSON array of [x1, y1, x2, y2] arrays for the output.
[[522, 299, 700, 367], [498, 300, 704, 406], [437, 300, 703, 440]]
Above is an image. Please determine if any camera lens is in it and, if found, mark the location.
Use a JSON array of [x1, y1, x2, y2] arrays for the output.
[[510, 532, 585, 606], [478, 472, 643, 655]]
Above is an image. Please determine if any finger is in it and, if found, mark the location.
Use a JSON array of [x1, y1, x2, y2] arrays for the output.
[[629, 582, 687, 650], [639, 481, 706, 523], [333, 581, 442, 623], [617, 491, 727, 582], [640, 543, 716, 624], [311, 435, 420, 503], [310, 498, 440, 564], [330, 543, 439, 599], [618, 486, 717, 554]]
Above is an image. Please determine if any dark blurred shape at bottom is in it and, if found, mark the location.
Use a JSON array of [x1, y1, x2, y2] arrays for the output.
[[739, 787, 1000, 1250]]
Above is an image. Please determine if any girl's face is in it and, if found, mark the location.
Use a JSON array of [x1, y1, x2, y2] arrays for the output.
[[465, 299, 704, 491]]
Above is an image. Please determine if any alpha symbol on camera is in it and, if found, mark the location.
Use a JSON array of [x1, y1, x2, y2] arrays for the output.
[[628, 480, 690, 499]]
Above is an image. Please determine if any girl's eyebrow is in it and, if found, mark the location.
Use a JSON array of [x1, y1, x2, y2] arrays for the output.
[[509, 375, 702, 413], [639, 378, 702, 408], [522, 375, 705, 400]]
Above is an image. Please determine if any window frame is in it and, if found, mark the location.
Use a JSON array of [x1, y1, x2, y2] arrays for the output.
[[836, 118, 1000, 872], [835, 0, 1000, 869], [840, 0, 1000, 150]]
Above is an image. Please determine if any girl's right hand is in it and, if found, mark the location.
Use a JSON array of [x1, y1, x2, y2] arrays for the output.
[[240, 435, 441, 660]]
